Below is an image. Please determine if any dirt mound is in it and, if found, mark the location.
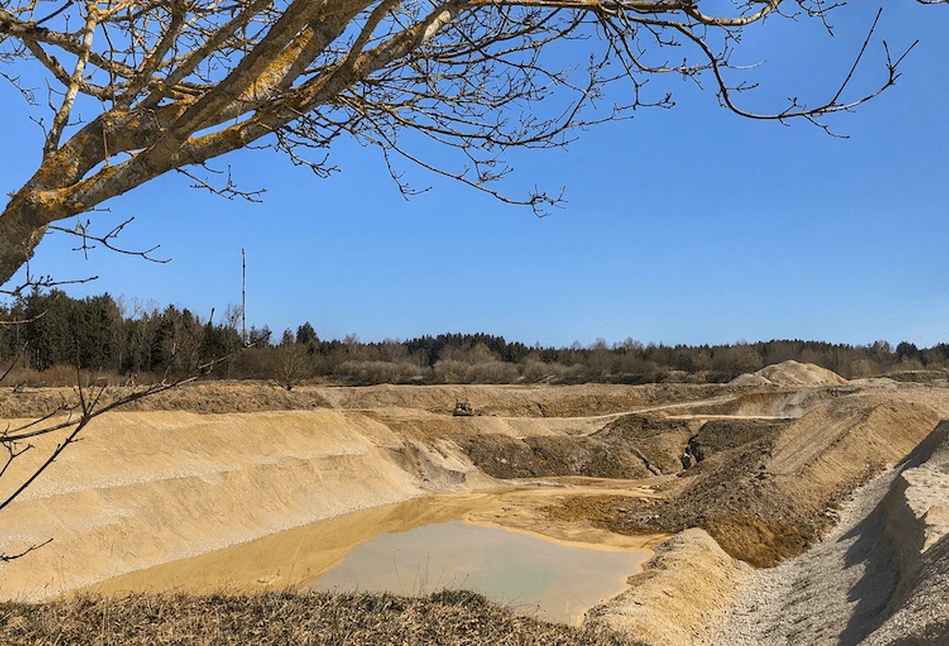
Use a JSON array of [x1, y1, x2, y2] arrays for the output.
[[461, 415, 699, 480], [864, 421, 949, 644], [593, 416, 697, 476], [586, 528, 750, 646], [732, 360, 848, 388], [867, 534, 949, 645], [685, 418, 791, 465], [715, 420, 949, 646], [729, 373, 773, 387], [551, 392, 943, 566], [689, 395, 939, 565], [463, 434, 652, 480]]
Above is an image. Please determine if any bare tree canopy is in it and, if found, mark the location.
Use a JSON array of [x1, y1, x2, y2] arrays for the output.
[[0, 0, 942, 287]]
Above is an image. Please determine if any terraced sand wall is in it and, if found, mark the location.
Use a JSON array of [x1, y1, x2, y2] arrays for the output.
[[0, 410, 482, 601]]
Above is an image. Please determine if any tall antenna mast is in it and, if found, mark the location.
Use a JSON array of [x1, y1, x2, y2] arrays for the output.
[[242, 248, 247, 344]]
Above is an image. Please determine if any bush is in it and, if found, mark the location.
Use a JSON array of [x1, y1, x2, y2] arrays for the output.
[[433, 360, 519, 384], [4, 365, 129, 388], [334, 360, 426, 385]]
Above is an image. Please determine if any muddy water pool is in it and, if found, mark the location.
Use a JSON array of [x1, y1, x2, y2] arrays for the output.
[[87, 488, 656, 625], [309, 520, 647, 624]]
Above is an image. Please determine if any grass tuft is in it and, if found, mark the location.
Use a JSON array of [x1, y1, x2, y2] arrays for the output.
[[0, 590, 645, 645]]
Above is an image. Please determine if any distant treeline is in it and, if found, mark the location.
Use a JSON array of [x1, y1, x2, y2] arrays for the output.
[[2, 290, 946, 387]]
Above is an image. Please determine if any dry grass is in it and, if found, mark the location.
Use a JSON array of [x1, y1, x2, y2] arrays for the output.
[[0, 591, 644, 646]]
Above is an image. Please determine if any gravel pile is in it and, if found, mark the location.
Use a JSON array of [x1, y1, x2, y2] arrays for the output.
[[713, 469, 900, 645], [714, 424, 949, 646]]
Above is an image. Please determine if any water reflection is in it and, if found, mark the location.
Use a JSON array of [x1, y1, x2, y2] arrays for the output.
[[310, 520, 646, 624]]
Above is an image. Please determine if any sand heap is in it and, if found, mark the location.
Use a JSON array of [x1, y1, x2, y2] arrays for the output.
[[731, 360, 848, 387]]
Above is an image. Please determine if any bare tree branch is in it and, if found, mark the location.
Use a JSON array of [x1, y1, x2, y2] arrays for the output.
[[48, 216, 172, 263], [0, 0, 938, 284], [0, 537, 52, 563], [0, 269, 99, 298]]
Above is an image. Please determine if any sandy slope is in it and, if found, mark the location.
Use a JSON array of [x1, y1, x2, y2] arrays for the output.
[[0, 410, 449, 600], [587, 528, 751, 644]]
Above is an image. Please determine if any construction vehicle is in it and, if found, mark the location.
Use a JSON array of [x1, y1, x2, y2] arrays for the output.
[[453, 401, 475, 417]]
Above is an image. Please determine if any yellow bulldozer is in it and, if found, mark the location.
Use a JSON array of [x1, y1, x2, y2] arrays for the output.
[[452, 401, 475, 417]]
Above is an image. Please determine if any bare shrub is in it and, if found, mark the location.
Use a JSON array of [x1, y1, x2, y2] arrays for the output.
[[519, 359, 573, 384], [3, 365, 130, 388], [276, 342, 310, 391], [433, 359, 470, 384], [432, 359, 518, 384], [334, 361, 426, 385], [469, 361, 520, 384]]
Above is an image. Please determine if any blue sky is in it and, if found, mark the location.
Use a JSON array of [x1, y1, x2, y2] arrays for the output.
[[1, 2, 948, 348]]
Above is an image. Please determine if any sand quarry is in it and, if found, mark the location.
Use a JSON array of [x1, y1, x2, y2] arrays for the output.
[[1, 360, 948, 644]]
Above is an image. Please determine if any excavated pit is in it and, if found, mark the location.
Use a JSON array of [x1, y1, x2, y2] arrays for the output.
[[2, 367, 949, 646]]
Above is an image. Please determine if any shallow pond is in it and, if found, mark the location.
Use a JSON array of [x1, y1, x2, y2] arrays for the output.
[[87, 488, 657, 624], [309, 520, 647, 624]]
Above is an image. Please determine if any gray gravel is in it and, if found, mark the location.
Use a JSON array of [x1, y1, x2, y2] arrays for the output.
[[713, 426, 949, 646], [712, 469, 903, 646]]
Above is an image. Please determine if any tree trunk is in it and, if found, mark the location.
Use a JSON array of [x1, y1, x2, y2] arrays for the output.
[[0, 196, 53, 287]]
